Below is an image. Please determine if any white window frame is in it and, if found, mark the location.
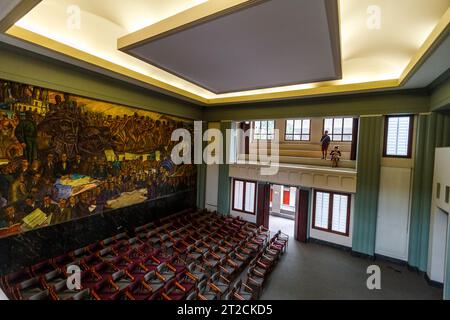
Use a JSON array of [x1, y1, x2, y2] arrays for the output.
[[232, 179, 256, 214], [285, 119, 311, 141], [252, 120, 275, 141], [313, 190, 351, 236], [323, 118, 354, 142], [383, 115, 413, 158]]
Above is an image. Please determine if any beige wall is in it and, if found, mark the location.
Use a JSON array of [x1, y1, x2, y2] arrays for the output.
[[248, 117, 352, 161]]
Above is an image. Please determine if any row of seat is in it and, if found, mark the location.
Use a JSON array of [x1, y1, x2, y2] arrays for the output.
[[0, 210, 288, 300]]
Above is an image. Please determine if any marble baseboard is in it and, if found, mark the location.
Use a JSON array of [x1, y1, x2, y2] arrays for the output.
[[0, 189, 196, 275]]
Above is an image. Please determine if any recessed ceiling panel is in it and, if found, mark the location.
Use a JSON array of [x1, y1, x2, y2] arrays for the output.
[[122, 0, 342, 94]]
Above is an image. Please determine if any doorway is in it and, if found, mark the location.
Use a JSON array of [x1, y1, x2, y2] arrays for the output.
[[256, 183, 309, 242], [269, 185, 296, 237]]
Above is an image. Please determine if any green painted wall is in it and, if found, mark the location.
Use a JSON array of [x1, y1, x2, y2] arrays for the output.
[[352, 116, 383, 256], [203, 91, 430, 121], [408, 113, 450, 271], [445, 217, 450, 300], [217, 122, 231, 215], [4, 40, 450, 272], [0, 43, 202, 120], [196, 122, 208, 209], [430, 75, 450, 111]]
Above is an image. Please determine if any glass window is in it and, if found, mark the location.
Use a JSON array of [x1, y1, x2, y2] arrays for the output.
[[253, 121, 275, 140], [314, 192, 330, 229], [324, 118, 354, 141], [313, 191, 350, 236], [331, 194, 349, 234], [233, 179, 257, 214], [285, 119, 311, 141], [384, 115, 413, 158]]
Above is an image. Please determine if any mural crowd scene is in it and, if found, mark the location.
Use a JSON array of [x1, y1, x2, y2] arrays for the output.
[[0, 79, 196, 237]]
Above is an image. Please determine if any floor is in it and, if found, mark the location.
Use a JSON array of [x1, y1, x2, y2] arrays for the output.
[[269, 215, 295, 238], [264, 217, 443, 300]]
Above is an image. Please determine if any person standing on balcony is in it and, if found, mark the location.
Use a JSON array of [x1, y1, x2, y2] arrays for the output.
[[320, 130, 331, 160]]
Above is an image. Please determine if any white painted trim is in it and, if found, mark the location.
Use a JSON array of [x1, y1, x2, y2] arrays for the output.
[[229, 163, 357, 194]]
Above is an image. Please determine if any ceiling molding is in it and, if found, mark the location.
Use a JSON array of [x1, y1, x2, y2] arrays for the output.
[[120, 0, 342, 94], [206, 7, 450, 105], [325, 0, 342, 80], [206, 79, 400, 105], [428, 68, 450, 91], [1, 0, 449, 106], [5, 25, 210, 105], [399, 7, 450, 86], [0, 0, 41, 33], [117, 0, 264, 51]]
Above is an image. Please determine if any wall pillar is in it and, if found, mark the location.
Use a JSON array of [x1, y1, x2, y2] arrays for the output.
[[217, 121, 232, 215], [409, 112, 450, 271], [196, 121, 207, 209], [352, 115, 383, 256], [445, 217, 450, 300]]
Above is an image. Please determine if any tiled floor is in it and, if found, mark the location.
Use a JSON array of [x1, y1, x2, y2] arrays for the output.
[[269, 215, 295, 238], [264, 217, 443, 300]]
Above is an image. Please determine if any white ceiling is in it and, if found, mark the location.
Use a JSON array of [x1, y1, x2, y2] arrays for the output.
[[126, 0, 341, 94], [340, 0, 449, 83], [1, 0, 449, 103]]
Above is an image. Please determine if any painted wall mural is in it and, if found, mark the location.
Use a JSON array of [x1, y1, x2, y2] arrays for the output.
[[0, 79, 196, 238]]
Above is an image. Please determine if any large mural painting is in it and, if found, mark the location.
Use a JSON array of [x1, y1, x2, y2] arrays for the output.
[[0, 79, 196, 238]]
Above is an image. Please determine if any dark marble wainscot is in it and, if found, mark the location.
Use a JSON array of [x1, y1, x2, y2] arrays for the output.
[[0, 189, 196, 275]]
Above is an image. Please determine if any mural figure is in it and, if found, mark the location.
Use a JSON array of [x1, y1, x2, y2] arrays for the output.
[[0, 79, 196, 238]]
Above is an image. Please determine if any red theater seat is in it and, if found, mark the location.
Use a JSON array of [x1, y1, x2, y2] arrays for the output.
[[30, 260, 56, 277], [1, 210, 283, 300]]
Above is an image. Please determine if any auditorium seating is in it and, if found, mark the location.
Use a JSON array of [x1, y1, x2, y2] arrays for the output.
[[0, 210, 288, 300]]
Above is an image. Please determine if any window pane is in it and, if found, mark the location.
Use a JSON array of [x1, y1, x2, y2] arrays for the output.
[[286, 120, 294, 134], [244, 182, 256, 213], [294, 120, 302, 134], [294, 135, 301, 141], [386, 117, 398, 155], [332, 194, 348, 234], [324, 119, 333, 133], [268, 122, 274, 138], [261, 121, 267, 131], [254, 121, 260, 133], [286, 134, 293, 141], [302, 120, 310, 134], [314, 192, 330, 229], [386, 116, 410, 156], [234, 181, 244, 210], [343, 134, 352, 142], [302, 135, 310, 141], [333, 118, 343, 134], [343, 118, 353, 134], [396, 117, 410, 156]]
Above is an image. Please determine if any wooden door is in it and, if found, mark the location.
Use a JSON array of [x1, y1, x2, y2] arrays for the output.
[[295, 189, 310, 243], [256, 182, 270, 228]]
